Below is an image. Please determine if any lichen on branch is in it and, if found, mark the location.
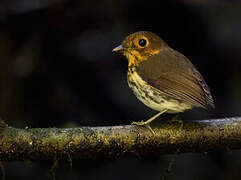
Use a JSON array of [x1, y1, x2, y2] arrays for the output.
[[0, 117, 241, 161]]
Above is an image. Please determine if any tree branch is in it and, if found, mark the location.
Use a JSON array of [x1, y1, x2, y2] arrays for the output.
[[0, 117, 241, 161]]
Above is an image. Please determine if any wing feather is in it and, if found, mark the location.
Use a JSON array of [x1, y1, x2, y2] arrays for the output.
[[136, 47, 215, 109]]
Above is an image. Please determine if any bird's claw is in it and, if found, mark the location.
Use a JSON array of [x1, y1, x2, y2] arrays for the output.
[[131, 120, 145, 126], [131, 121, 155, 135]]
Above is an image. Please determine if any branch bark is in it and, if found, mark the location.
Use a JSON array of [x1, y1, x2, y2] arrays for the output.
[[0, 117, 241, 161]]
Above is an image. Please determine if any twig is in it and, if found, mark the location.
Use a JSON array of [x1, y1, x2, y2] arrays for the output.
[[0, 117, 241, 161]]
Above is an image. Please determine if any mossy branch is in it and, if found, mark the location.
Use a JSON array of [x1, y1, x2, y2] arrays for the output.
[[0, 117, 241, 161]]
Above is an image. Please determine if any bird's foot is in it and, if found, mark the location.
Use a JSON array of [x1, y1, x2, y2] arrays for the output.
[[131, 121, 155, 135], [131, 120, 146, 126], [170, 118, 184, 129]]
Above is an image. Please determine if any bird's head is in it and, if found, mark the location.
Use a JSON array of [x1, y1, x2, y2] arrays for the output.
[[113, 31, 166, 66]]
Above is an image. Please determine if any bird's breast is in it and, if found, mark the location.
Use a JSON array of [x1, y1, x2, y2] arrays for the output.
[[127, 68, 192, 113]]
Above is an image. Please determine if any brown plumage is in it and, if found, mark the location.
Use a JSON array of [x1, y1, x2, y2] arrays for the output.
[[113, 31, 214, 134], [136, 46, 214, 110]]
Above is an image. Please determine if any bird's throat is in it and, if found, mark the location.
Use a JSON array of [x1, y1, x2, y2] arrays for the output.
[[124, 49, 159, 67], [124, 51, 139, 67]]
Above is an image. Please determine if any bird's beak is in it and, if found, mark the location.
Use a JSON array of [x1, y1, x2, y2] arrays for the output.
[[112, 45, 124, 52]]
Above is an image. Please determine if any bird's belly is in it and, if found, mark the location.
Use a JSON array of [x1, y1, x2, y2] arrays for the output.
[[127, 71, 192, 113]]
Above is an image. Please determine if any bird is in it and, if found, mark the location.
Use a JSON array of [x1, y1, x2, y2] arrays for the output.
[[113, 31, 214, 134]]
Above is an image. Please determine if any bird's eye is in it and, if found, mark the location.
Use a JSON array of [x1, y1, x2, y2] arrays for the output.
[[138, 39, 147, 47]]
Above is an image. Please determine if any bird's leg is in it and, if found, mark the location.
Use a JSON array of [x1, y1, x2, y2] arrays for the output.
[[132, 109, 167, 125], [131, 109, 167, 134]]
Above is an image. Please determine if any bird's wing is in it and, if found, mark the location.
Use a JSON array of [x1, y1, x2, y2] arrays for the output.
[[136, 48, 215, 109]]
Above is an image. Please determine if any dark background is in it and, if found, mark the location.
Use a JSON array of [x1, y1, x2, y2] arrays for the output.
[[0, 0, 241, 179]]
